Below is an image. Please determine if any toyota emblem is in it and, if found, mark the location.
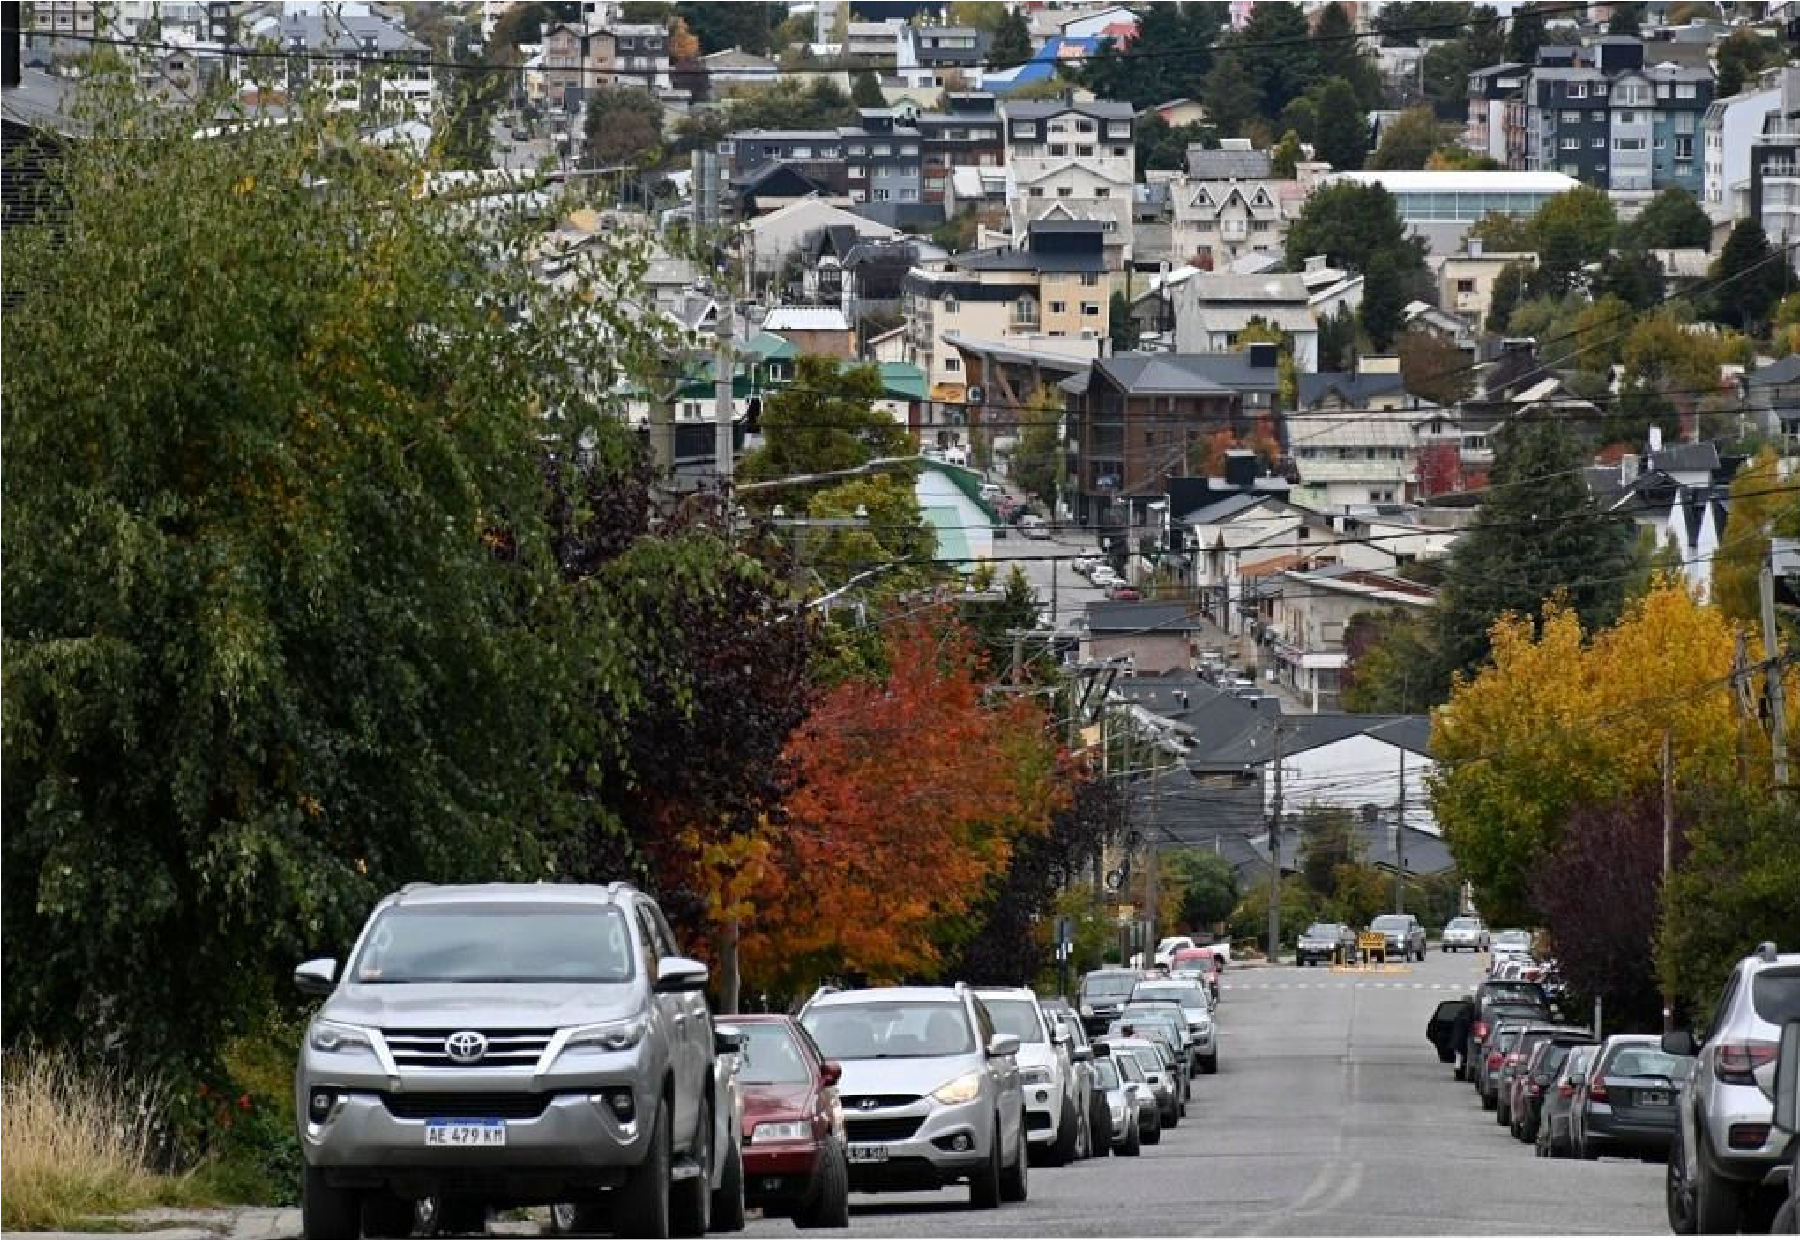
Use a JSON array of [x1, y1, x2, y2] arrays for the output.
[[444, 1031, 487, 1064]]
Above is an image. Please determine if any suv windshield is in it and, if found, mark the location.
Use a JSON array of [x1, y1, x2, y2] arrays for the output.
[[1752, 968, 1800, 1024], [1133, 985, 1205, 1009], [1082, 973, 1139, 1001], [737, 1024, 812, 1086], [1494, 930, 1532, 946], [1371, 916, 1411, 932], [350, 903, 634, 984], [804, 1001, 975, 1060], [983, 998, 1046, 1044], [1448, 918, 1479, 930]]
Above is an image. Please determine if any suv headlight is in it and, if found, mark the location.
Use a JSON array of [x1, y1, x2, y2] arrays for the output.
[[1020, 1067, 1053, 1086], [932, 1071, 985, 1106], [309, 1020, 374, 1054], [752, 1120, 812, 1143], [564, 1015, 648, 1053]]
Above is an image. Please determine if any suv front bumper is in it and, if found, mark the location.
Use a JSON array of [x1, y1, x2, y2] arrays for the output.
[[841, 1096, 995, 1192]]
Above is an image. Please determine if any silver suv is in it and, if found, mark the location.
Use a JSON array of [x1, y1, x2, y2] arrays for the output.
[[292, 882, 736, 1240], [1666, 942, 1800, 1235], [800, 985, 1028, 1209], [1368, 914, 1427, 962], [975, 988, 1085, 1165]]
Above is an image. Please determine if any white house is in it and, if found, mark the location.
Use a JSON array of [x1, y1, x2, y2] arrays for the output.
[[1168, 177, 1302, 269], [741, 197, 900, 282], [1265, 565, 1437, 714], [1702, 80, 1783, 224], [1168, 262, 1362, 373], [1266, 718, 1440, 837], [1002, 98, 1136, 264]]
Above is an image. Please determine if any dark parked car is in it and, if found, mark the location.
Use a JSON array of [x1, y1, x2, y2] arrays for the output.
[[1508, 1031, 1596, 1143], [1297, 922, 1356, 967], [1477, 1020, 1536, 1111], [1367, 914, 1427, 963], [1496, 1026, 1594, 1130], [729, 1016, 850, 1228], [1078, 968, 1143, 1037], [1571, 1035, 1695, 1161], [1537, 1044, 1598, 1158], [1468, 988, 1553, 1076]]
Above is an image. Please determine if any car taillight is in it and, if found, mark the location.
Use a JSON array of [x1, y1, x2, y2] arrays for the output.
[[1728, 1123, 1771, 1150], [1715, 1041, 1778, 1086], [1487, 1051, 1504, 1069], [1588, 1079, 1609, 1103], [1473, 1021, 1489, 1041]]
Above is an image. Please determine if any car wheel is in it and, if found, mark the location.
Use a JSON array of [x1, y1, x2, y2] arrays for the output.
[[302, 1165, 362, 1240], [1481, 1089, 1496, 1112], [432, 1198, 487, 1236], [1000, 1126, 1028, 1204], [1120, 1116, 1141, 1157], [615, 1096, 673, 1239], [1201, 1054, 1218, 1076], [1050, 1096, 1080, 1166], [969, 1120, 1002, 1209], [1769, 1192, 1796, 1236], [1666, 1124, 1698, 1235], [671, 1094, 712, 1238], [794, 1141, 849, 1230], [1142, 1112, 1162, 1146], [1693, 1131, 1747, 1235], [712, 1126, 746, 1233], [1088, 1092, 1110, 1160], [361, 1192, 415, 1239], [1495, 1097, 1510, 1128]]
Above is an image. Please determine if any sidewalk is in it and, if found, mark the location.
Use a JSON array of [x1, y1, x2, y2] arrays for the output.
[[11, 1207, 300, 1240]]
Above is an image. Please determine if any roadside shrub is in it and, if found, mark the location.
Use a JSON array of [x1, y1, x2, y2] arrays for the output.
[[0, 1048, 174, 1231]]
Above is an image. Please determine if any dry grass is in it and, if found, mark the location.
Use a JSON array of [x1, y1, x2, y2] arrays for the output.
[[0, 1048, 192, 1231]]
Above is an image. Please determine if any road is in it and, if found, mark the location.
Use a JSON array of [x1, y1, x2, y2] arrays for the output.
[[992, 526, 1105, 630], [744, 950, 1668, 1237]]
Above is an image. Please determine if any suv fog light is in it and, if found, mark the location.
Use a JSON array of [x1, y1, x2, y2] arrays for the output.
[[591, 1089, 636, 1124], [952, 1134, 972, 1152], [1728, 1123, 1770, 1150], [308, 1089, 337, 1123]]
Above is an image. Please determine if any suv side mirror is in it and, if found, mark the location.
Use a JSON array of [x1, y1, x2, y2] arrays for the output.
[[654, 956, 710, 994], [294, 958, 338, 996], [987, 1033, 1021, 1058], [1050, 1024, 1070, 1046], [1090, 1041, 1111, 1058], [1071, 1046, 1093, 1063], [1661, 1029, 1699, 1059], [714, 1025, 744, 1055], [1773, 1020, 1799, 1134], [821, 1061, 843, 1087]]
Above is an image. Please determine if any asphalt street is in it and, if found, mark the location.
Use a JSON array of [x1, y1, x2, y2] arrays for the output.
[[744, 951, 1668, 1237], [992, 527, 1106, 630]]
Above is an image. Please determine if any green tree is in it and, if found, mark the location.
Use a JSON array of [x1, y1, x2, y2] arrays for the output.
[[1593, 247, 1664, 311], [1285, 180, 1422, 275], [850, 69, 884, 107], [1312, 3, 1383, 109], [1397, 330, 1476, 405], [674, 2, 788, 55], [1235, 2, 1316, 121], [726, 78, 856, 131], [1170, 851, 1241, 930], [1109, 289, 1135, 352], [1485, 259, 1529, 333], [1709, 219, 1796, 333], [1467, 210, 1536, 252], [1271, 129, 1303, 178], [1230, 875, 1322, 950], [1312, 78, 1370, 172], [1621, 185, 1712, 250], [1298, 806, 1361, 895], [1532, 185, 1619, 265], [1341, 609, 1441, 712], [1359, 249, 1407, 349], [1607, 3, 1642, 34], [2, 84, 672, 1075], [1011, 406, 1065, 508], [1317, 304, 1358, 373], [740, 355, 912, 484], [583, 85, 665, 167], [987, 6, 1032, 69], [1201, 51, 1263, 139], [1369, 106, 1442, 170], [1505, 2, 1546, 62], [1716, 27, 1784, 98], [1433, 418, 1637, 685]]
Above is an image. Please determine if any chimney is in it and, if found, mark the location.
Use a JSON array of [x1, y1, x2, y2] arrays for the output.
[[1620, 453, 1640, 485], [3, 3, 20, 90], [1468, 237, 1484, 258], [1224, 448, 1258, 489], [1247, 342, 1279, 370]]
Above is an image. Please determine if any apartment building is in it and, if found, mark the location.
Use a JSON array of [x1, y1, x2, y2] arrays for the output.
[[1702, 77, 1783, 224], [1003, 97, 1136, 264], [1749, 67, 1800, 270]]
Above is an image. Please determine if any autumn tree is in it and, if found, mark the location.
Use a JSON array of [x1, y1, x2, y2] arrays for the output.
[[1397, 330, 1473, 406], [1430, 581, 1752, 925], [1712, 447, 1800, 630], [1369, 107, 1442, 170], [583, 85, 665, 167], [1341, 610, 1440, 713], [740, 618, 1062, 993]]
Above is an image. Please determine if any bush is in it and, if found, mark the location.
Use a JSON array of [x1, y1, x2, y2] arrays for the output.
[[0, 1048, 179, 1231]]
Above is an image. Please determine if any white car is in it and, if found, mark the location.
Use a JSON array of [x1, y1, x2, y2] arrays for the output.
[[1490, 929, 1535, 966], [1070, 556, 1098, 577], [1442, 916, 1490, 952], [976, 988, 1087, 1166], [1152, 936, 1194, 968], [1090, 566, 1121, 588]]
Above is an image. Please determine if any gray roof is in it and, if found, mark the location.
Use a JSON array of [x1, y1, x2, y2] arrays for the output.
[[954, 246, 1106, 274], [1, 68, 82, 135], [1746, 355, 1800, 387], [1649, 441, 1721, 475], [1085, 602, 1200, 634], [1192, 711, 1434, 773], [1003, 99, 1134, 121], [268, 9, 426, 53], [1177, 492, 1271, 526], [1185, 146, 1273, 180], [1297, 371, 1408, 409], [1074, 351, 1283, 397]]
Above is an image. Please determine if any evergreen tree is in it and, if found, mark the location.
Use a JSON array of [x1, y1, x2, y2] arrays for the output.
[[850, 69, 884, 108], [1505, 2, 1546, 63], [989, 7, 1032, 69], [1369, 106, 1442, 169], [1312, 78, 1370, 171], [1312, 3, 1384, 109], [1621, 186, 1711, 250], [1202, 51, 1263, 139], [1109, 290, 1135, 352], [1435, 418, 1637, 683], [1464, 5, 1506, 68], [1271, 129, 1303, 178], [1285, 181, 1421, 274], [1593, 248, 1664, 311], [1709, 219, 1796, 333], [1318, 304, 1358, 372], [1236, 3, 1316, 122], [1607, 3, 1642, 34], [1359, 249, 1407, 349]]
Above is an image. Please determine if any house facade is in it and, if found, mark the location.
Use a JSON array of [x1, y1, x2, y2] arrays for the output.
[[1003, 98, 1136, 263], [1263, 567, 1436, 712]]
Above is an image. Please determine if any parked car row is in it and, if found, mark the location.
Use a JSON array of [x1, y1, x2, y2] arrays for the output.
[[1292, 915, 1427, 966], [1422, 940, 1800, 1236]]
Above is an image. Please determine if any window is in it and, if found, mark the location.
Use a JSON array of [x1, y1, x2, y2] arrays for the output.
[[1029, 187, 1044, 198], [1095, 187, 1111, 198], [1011, 122, 1033, 139], [1675, 112, 1696, 135], [1619, 110, 1637, 124], [1591, 111, 1607, 122], [1567, 82, 1587, 99], [1593, 83, 1608, 97], [1676, 83, 1696, 100], [943, 297, 958, 313], [899, 187, 917, 201], [1078, 145, 1095, 157], [1082, 302, 1101, 316], [1081, 273, 1100, 287], [1058, 186, 1074, 198], [1455, 278, 1476, 293], [1112, 146, 1128, 159], [1561, 110, 1581, 124], [873, 188, 891, 201], [1049, 300, 1067, 313], [944, 357, 961, 371], [1675, 136, 1694, 160], [873, 143, 891, 156], [1657, 83, 1671, 99], [1615, 137, 1646, 151], [1050, 143, 1067, 156], [848, 165, 866, 178], [901, 144, 918, 155], [1593, 136, 1606, 148], [1562, 136, 1580, 150], [1108, 122, 1132, 139]]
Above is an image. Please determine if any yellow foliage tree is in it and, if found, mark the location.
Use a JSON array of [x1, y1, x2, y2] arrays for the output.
[[1428, 578, 1792, 924], [1712, 447, 1800, 631]]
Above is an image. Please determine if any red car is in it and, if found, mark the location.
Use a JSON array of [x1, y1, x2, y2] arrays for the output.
[[727, 1014, 850, 1228]]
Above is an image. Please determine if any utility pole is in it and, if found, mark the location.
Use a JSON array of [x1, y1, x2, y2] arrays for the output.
[[1267, 725, 1284, 966], [1011, 631, 1025, 685], [1144, 763, 1160, 949], [714, 301, 736, 492], [1761, 563, 1790, 794], [1394, 748, 1407, 914], [1662, 728, 1675, 1034]]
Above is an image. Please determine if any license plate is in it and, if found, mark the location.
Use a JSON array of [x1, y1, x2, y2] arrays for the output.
[[1639, 1091, 1670, 1107], [847, 1145, 889, 1164], [425, 1119, 506, 1147]]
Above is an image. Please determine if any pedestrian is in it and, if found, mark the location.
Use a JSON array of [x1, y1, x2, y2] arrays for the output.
[[1449, 994, 1474, 1080]]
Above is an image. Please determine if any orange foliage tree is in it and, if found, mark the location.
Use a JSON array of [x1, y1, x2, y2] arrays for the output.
[[738, 616, 1064, 995]]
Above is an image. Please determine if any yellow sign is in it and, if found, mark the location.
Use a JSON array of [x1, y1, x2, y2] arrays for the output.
[[1357, 931, 1387, 951]]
